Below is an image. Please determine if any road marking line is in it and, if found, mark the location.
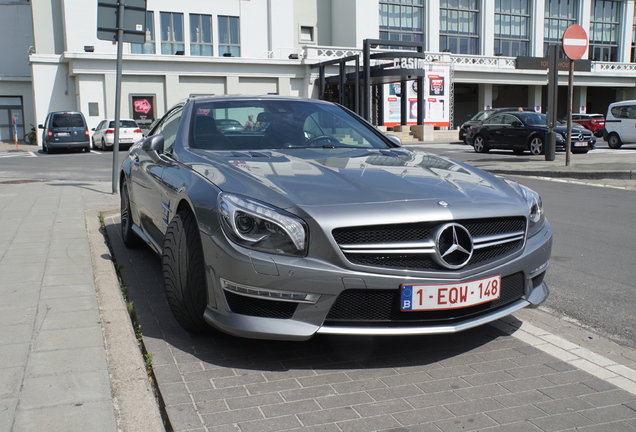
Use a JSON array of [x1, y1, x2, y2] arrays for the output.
[[0, 151, 38, 158], [491, 318, 636, 396]]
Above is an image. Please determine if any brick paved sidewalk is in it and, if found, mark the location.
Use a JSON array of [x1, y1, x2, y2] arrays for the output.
[[104, 212, 636, 432]]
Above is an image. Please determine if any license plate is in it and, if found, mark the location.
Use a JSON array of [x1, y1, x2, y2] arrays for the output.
[[55, 132, 70, 137], [573, 141, 587, 147], [401, 275, 501, 311], [119, 138, 133, 143]]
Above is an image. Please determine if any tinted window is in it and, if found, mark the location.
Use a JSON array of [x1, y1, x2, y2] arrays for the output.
[[108, 120, 139, 128], [157, 107, 184, 153], [517, 112, 547, 125], [610, 105, 636, 119], [484, 115, 503, 125], [52, 113, 85, 128]]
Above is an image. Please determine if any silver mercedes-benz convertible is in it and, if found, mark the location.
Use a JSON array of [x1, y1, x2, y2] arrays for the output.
[[120, 95, 552, 341]]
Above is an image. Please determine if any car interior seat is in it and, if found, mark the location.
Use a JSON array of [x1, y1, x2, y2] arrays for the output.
[[193, 115, 232, 149]]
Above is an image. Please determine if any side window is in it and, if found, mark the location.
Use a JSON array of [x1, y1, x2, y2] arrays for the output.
[[501, 115, 516, 125], [156, 107, 184, 153], [628, 106, 636, 119], [484, 115, 501, 125]]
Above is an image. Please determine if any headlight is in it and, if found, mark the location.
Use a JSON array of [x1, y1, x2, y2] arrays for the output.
[[555, 133, 565, 142], [218, 193, 308, 256], [504, 179, 545, 237]]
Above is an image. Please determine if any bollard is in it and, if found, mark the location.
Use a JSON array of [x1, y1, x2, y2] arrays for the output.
[[545, 131, 556, 161]]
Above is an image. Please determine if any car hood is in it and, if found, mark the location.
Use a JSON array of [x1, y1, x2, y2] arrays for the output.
[[186, 148, 526, 221]]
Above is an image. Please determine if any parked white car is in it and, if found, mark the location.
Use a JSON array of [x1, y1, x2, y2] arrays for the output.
[[91, 119, 144, 150], [604, 100, 636, 149]]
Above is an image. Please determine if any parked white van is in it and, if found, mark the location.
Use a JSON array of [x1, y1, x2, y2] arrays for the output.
[[604, 100, 636, 148]]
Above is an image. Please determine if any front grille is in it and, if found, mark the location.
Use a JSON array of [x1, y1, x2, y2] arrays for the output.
[[324, 272, 525, 326], [332, 217, 526, 271], [224, 291, 297, 319]]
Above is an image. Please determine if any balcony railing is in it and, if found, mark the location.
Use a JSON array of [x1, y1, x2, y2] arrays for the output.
[[301, 45, 636, 75]]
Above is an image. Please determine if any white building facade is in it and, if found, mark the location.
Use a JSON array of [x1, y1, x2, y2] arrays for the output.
[[2, 0, 636, 142]]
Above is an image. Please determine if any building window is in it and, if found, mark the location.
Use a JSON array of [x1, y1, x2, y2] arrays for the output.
[[543, 0, 578, 56], [494, 0, 530, 57], [439, 0, 480, 55], [131, 11, 155, 54], [190, 14, 213, 56], [161, 12, 184, 55], [590, 0, 620, 62], [218, 16, 240, 57], [379, 0, 424, 48], [300, 26, 315, 43]]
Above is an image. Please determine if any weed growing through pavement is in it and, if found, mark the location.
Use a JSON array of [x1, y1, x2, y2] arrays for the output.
[[99, 211, 151, 371]]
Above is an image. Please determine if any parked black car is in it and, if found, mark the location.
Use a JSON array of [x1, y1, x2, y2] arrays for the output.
[[38, 111, 90, 153], [466, 111, 596, 155], [458, 107, 536, 143]]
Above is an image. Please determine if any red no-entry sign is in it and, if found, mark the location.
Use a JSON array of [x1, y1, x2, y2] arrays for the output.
[[562, 24, 588, 61]]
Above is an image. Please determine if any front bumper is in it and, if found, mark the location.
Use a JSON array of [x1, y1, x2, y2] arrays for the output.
[[201, 221, 552, 341]]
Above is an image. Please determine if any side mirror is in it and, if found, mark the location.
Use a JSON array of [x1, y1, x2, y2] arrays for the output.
[[38, 124, 44, 129], [385, 134, 403, 147], [142, 134, 164, 163]]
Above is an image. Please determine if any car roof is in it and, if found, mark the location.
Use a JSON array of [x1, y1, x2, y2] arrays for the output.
[[608, 100, 636, 106], [487, 107, 536, 112], [187, 94, 329, 105]]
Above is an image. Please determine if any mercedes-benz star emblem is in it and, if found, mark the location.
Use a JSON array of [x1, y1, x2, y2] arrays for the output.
[[433, 223, 474, 269]]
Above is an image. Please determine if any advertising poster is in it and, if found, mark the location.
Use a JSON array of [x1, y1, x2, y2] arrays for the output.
[[383, 62, 451, 128], [131, 95, 155, 126]]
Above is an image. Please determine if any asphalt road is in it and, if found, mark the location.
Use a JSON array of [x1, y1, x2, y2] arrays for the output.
[[509, 176, 636, 349], [1, 144, 634, 349]]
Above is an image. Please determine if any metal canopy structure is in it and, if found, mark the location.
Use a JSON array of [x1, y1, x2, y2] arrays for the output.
[[312, 39, 426, 127]]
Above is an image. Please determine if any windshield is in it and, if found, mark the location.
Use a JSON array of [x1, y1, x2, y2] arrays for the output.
[[190, 99, 390, 150]]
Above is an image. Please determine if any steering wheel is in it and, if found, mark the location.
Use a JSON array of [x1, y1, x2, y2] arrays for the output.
[[305, 135, 340, 147]]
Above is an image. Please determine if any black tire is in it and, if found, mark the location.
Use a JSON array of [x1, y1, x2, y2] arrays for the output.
[[472, 135, 489, 153], [120, 181, 141, 248], [607, 133, 622, 149], [91, 138, 97, 150], [84, 146, 91, 153], [529, 136, 544, 155], [163, 210, 210, 334], [101, 138, 106, 150]]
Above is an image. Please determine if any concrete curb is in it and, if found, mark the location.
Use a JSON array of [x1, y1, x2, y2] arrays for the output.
[[87, 209, 166, 432]]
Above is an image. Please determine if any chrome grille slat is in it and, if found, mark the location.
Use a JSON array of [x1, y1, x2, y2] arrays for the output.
[[332, 217, 526, 271]]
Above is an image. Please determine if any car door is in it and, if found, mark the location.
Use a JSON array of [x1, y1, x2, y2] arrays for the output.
[[620, 104, 636, 143], [480, 114, 506, 147], [129, 105, 185, 248], [499, 114, 527, 150], [93, 120, 106, 146]]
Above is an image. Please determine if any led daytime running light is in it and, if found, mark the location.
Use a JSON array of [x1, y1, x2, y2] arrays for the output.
[[221, 279, 320, 303]]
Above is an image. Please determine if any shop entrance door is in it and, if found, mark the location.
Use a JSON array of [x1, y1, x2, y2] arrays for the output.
[[0, 97, 24, 143]]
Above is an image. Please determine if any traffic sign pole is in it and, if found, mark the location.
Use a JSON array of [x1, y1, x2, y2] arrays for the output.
[[112, 2, 124, 194], [562, 24, 589, 167]]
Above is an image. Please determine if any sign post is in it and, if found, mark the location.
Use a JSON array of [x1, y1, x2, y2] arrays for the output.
[[545, 44, 559, 161], [562, 24, 588, 167], [97, 0, 147, 193]]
